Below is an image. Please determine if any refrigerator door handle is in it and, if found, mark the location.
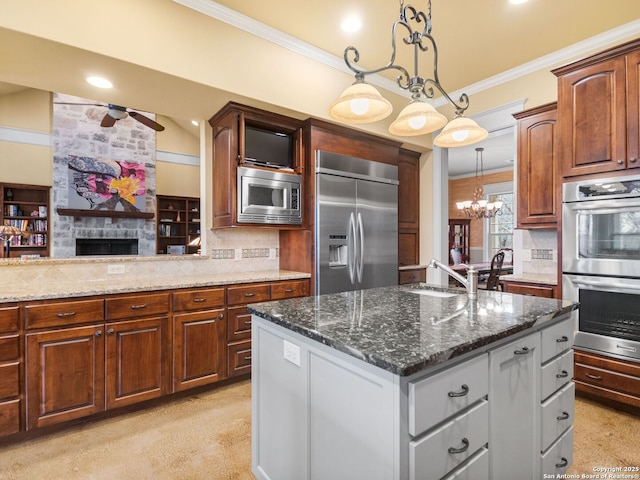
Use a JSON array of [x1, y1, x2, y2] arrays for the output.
[[348, 212, 356, 285], [356, 212, 364, 283]]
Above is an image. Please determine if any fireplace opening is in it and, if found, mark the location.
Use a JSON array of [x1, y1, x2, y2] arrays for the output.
[[76, 238, 139, 256]]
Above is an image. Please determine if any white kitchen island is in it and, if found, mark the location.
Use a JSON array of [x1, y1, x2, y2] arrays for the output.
[[249, 284, 578, 480]]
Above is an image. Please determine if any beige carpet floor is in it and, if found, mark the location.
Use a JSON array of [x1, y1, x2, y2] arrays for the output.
[[0, 379, 638, 479]]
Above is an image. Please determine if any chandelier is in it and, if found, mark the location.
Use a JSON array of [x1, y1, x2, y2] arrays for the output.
[[329, 0, 488, 148], [456, 148, 503, 219]]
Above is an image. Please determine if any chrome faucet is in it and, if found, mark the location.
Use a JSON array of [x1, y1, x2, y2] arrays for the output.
[[428, 259, 478, 299]]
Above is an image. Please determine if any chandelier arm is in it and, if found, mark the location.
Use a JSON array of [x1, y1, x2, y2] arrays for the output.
[[424, 79, 470, 115]]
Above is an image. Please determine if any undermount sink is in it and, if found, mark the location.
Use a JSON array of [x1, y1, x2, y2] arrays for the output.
[[404, 289, 458, 298]]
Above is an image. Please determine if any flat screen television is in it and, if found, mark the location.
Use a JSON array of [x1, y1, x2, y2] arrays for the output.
[[244, 125, 293, 169]]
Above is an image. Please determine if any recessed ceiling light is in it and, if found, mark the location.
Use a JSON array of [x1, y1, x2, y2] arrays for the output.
[[86, 76, 113, 89], [341, 15, 362, 33], [191, 120, 199, 126], [509, 0, 528, 4]]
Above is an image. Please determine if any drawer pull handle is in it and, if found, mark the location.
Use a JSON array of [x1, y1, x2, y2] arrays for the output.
[[557, 411, 570, 421], [556, 370, 569, 379], [514, 346, 530, 355], [192, 298, 206, 303], [245, 355, 252, 361], [585, 372, 603, 381], [448, 384, 469, 398], [284, 288, 295, 293], [556, 335, 569, 343], [244, 293, 256, 298], [556, 457, 568, 468], [448, 438, 469, 454], [130, 304, 147, 309], [57, 311, 77, 317], [244, 319, 252, 326]]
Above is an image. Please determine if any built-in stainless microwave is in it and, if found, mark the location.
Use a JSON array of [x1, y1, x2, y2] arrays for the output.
[[237, 166, 302, 225]]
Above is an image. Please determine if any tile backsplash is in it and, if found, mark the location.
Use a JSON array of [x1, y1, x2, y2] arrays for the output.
[[520, 230, 557, 275]]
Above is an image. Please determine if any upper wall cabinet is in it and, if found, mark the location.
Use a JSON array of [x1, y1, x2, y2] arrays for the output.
[[554, 38, 640, 178], [208, 102, 304, 229], [513, 102, 558, 228]]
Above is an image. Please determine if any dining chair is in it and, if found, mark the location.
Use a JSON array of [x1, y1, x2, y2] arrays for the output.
[[485, 250, 505, 291]]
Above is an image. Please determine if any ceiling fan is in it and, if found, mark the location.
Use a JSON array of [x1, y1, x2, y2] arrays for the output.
[[54, 102, 165, 131]]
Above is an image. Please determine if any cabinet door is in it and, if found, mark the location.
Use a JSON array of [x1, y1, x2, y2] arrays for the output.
[[558, 56, 627, 177], [488, 331, 540, 480], [211, 109, 240, 228], [515, 105, 558, 227], [398, 149, 420, 230], [26, 325, 105, 429], [627, 49, 640, 170], [173, 308, 227, 392], [105, 316, 170, 409]]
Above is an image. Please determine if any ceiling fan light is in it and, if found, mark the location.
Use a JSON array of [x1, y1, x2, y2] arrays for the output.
[[107, 107, 128, 120], [388, 101, 447, 136], [329, 81, 392, 124], [433, 116, 488, 148]]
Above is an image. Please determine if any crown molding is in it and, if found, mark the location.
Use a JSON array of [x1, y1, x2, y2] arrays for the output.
[[173, 0, 640, 106]]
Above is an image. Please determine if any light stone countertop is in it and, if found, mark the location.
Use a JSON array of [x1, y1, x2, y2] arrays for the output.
[[500, 273, 558, 286], [0, 269, 310, 303]]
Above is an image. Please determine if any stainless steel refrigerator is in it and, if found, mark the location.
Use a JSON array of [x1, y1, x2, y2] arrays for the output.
[[315, 150, 399, 295]]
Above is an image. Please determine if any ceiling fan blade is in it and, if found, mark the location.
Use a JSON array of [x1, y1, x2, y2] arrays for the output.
[[53, 102, 106, 106], [128, 111, 165, 131], [100, 113, 117, 127]]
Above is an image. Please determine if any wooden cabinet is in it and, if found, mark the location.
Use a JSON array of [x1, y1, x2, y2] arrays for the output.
[[513, 103, 559, 228], [156, 195, 200, 254], [0, 305, 21, 437], [399, 267, 426, 285], [1, 183, 50, 258], [573, 349, 640, 412], [172, 288, 227, 392], [554, 39, 640, 177], [501, 280, 557, 298], [448, 219, 470, 264], [208, 102, 304, 229], [398, 149, 421, 269]]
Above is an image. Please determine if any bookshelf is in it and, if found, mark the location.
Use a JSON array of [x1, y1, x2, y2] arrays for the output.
[[156, 195, 200, 255], [1, 183, 50, 258]]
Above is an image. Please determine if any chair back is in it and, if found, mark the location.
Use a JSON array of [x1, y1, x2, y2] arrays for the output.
[[486, 251, 505, 290], [450, 248, 463, 265]]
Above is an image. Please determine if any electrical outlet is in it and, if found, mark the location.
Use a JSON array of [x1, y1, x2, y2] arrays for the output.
[[107, 264, 125, 274], [283, 340, 300, 367]]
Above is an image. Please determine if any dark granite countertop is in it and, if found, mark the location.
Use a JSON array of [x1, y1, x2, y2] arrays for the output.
[[248, 283, 579, 376]]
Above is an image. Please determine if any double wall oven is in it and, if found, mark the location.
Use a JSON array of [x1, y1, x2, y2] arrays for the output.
[[562, 173, 640, 362]]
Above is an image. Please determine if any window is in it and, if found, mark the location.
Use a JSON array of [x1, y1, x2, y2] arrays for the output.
[[483, 181, 514, 262]]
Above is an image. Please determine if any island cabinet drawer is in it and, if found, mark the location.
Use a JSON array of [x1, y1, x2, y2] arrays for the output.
[[410, 399, 488, 480], [105, 293, 170, 320], [541, 425, 573, 476], [541, 382, 575, 452], [408, 354, 488, 437], [172, 288, 225, 312], [441, 446, 488, 480], [271, 280, 309, 300], [540, 318, 574, 364], [227, 284, 270, 306], [24, 299, 105, 329], [0, 362, 20, 399], [0, 306, 19, 333], [541, 350, 573, 401], [0, 335, 19, 362]]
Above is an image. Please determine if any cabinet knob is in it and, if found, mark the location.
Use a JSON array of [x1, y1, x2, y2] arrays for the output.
[[617, 159, 624, 164], [95, 330, 103, 337], [107, 328, 115, 335], [629, 157, 638, 163], [218, 313, 224, 319]]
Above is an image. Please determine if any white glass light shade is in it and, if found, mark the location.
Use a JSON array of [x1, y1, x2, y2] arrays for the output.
[[329, 82, 392, 124], [433, 116, 489, 148], [388, 101, 448, 136]]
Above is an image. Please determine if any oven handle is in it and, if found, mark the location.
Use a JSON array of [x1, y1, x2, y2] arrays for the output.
[[566, 198, 640, 212], [569, 277, 640, 292]]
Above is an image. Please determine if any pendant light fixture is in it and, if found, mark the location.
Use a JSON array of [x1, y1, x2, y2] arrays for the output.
[[329, 0, 488, 147], [456, 148, 503, 219]]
